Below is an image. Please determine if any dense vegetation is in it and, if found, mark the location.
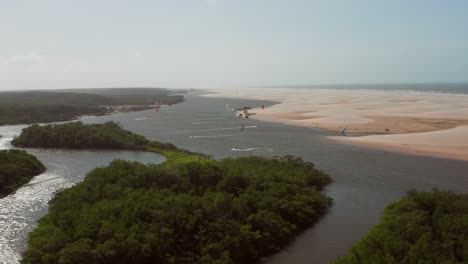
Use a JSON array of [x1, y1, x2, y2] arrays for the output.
[[22, 155, 331, 264], [335, 190, 468, 264], [0, 92, 108, 125], [0, 88, 184, 125], [12, 122, 152, 150], [64, 88, 185, 106], [0, 149, 46, 197], [16, 121, 333, 263]]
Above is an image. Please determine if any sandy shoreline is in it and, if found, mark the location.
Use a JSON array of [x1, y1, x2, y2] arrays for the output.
[[205, 88, 468, 161]]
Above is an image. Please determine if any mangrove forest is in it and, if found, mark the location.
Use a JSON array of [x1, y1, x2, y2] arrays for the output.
[[0, 149, 46, 197], [16, 122, 333, 264]]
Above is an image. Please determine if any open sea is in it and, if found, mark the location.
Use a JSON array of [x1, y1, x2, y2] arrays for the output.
[[274, 83, 468, 95]]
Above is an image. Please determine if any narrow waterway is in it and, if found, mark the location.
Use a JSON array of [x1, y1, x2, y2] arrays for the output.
[[0, 126, 165, 264]]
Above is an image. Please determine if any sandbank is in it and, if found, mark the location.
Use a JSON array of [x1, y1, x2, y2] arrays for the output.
[[205, 88, 468, 161]]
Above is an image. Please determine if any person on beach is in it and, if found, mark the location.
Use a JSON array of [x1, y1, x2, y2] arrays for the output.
[[341, 128, 347, 136]]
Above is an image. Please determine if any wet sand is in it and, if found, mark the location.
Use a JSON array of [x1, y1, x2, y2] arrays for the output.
[[206, 88, 468, 160], [81, 92, 468, 264], [332, 125, 468, 160]]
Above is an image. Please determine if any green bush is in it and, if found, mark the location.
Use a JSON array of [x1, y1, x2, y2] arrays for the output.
[[335, 190, 468, 264], [0, 149, 46, 197], [0, 90, 184, 125], [22, 156, 332, 264], [12, 122, 149, 150]]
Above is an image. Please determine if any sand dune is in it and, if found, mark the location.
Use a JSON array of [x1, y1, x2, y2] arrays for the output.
[[206, 88, 468, 160]]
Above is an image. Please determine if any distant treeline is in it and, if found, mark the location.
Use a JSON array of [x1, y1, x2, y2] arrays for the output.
[[335, 189, 468, 264], [0, 88, 184, 125], [0, 149, 46, 197], [62, 88, 185, 106]]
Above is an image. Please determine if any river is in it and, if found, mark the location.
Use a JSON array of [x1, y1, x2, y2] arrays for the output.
[[0, 125, 166, 264], [82, 93, 468, 263], [1, 92, 468, 263]]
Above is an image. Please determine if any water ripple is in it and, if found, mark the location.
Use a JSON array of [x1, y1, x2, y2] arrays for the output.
[[0, 126, 165, 264]]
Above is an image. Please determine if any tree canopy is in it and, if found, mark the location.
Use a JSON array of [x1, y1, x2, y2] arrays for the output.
[[21, 155, 332, 264], [0, 149, 46, 197], [0, 89, 184, 125], [335, 190, 468, 264], [12, 122, 152, 150], [15, 121, 332, 263]]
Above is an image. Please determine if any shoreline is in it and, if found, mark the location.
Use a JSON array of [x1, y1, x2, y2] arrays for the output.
[[331, 134, 468, 161], [33, 93, 468, 264], [205, 88, 468, 161]]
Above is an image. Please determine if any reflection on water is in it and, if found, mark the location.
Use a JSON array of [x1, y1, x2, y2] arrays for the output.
[[0, 126, 165, 264]]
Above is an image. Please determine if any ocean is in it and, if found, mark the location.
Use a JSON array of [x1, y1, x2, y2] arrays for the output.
[[275, 83, 468, 95]]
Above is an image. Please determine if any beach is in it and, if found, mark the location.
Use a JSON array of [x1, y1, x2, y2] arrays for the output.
[[206, 88, 468, 160], [77, 93, 468, 263], [2, 92, 467, 264]]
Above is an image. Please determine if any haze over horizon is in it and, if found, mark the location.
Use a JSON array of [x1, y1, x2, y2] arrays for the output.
[[1, 0, 468, 91]]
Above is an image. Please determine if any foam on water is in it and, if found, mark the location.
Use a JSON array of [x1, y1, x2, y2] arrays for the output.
[[231, 147, 274, 152], [189, 134, 255, 139], [177, 125, 258, 134]]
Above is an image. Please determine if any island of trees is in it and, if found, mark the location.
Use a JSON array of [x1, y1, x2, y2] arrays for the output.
[[0, 88, 184, 125], [0, 149, 46, 197], [16, 122, 333, 263], [12, 122, 151, 150], [335, 189, 468, 264]]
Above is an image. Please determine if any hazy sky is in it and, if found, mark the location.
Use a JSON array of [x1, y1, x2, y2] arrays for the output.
[[1, 0, 467, 90]]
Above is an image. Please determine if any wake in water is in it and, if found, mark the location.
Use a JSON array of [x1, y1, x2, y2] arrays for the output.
[[231, 147, 274, 152], [134, 117, 149, 121], [189, 134, 251, 139], [191, 120, 236, 124], [178, 125, 258, 134], [189, 117, 229, 121]]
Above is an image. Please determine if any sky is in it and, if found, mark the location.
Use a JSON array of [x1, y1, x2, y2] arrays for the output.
[[1, 0, 468, 90]]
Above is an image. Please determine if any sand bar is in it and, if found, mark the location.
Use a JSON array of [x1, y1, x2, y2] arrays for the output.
[[205, 88, 468, 160]]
